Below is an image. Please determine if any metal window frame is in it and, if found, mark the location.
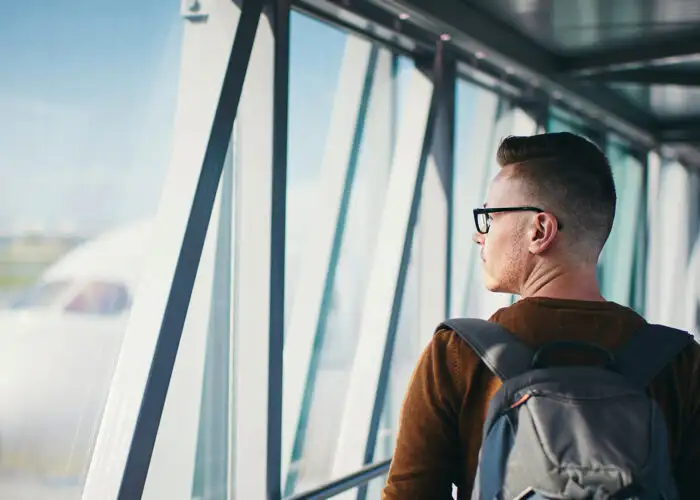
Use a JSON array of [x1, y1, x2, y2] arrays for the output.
[[230, 1, 290, 499], [286, 459, 391, 500]]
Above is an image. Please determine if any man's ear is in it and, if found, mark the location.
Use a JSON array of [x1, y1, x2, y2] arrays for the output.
[[529, 213, 558, 254]]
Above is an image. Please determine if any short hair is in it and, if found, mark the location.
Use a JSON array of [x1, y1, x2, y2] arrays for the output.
[[496, 132, 617, 254]]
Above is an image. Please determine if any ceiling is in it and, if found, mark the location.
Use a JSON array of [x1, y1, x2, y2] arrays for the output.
[[296, 0, 700, 165], [471, 0, 700, 52], [378, 0, 700, 164], [470, 0, 700, 125]]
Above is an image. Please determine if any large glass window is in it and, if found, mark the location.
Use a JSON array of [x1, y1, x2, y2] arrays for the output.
[[282, 14, 408, 496], [0, 1, 181, 497], [599, 142, 645, 307], [450, 81, 501, 318], [548, 109, 605, 148]]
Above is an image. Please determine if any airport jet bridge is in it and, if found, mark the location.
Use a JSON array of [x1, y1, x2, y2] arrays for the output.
[[2, 0, 700, 499]]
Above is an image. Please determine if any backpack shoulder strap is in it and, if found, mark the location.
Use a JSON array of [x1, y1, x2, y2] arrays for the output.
[[439, 318, 534, 381], [614, 323, 694, 388]]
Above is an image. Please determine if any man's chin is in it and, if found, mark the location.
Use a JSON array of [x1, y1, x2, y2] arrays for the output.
[[483, 271, 509, 293], [482, 273, 501, 292]]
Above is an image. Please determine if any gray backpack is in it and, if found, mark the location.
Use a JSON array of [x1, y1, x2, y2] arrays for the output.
[[440, 318, 694, 500]]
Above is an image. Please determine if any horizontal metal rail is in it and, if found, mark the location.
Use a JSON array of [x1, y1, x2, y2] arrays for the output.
[[285, 459, 392, 500]]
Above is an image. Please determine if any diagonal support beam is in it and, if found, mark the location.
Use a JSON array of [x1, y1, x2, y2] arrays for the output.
[[81, 0, 265, 498]]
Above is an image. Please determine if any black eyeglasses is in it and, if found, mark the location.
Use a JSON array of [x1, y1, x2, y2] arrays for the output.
[[473, 206, 562, 234]]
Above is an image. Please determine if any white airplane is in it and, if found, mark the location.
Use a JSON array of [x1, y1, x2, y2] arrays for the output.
[[0, 219, 153, 491]]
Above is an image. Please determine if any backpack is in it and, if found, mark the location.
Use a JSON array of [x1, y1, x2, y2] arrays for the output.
[[439, 318, 694, 500]]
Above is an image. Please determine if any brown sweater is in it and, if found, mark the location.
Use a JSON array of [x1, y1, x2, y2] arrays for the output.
[[382, 297, 700, 499]]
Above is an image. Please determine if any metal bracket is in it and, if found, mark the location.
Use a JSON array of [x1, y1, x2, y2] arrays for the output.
[[181, 0, 210, 22]]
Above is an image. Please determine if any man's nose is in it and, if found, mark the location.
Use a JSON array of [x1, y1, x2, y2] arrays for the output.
[[473, 232, 484, 245]]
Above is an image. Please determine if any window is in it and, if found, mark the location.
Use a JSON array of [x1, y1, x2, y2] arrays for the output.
[[64, 281, 131, 316], [9, 280, 71, 309]]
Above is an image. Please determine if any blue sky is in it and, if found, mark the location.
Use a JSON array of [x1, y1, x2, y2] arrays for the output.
[[0, 0, 184, 234], [0, 0, 352, 235], [0, 0, 479, 237]]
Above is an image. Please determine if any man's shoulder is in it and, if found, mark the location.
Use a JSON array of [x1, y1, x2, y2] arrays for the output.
[[432, 324, 483, 365]]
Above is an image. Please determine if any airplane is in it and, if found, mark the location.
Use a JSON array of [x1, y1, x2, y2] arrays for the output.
[[0, 219, 154, 494], [0, 208, 389, 498]]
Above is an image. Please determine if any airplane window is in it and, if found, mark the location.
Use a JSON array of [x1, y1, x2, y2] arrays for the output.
[[9, 280, 71, 309], [64, 281, 131, 316]]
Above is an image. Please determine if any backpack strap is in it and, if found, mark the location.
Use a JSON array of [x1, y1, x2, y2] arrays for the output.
[[614, 323, 695, 388], [439, 318, 534, 382]]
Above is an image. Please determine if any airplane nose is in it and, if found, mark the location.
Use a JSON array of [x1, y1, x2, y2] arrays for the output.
[[0, 319, 122, 487]]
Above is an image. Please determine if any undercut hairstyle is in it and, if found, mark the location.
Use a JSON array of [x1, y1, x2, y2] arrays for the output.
[[496, 132, 617, 255]]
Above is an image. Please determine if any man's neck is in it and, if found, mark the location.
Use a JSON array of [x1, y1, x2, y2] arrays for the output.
[[519, 264, 604, 302]]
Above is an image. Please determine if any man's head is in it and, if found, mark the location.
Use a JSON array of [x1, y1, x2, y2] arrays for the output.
[[474, 132, 616, 295]]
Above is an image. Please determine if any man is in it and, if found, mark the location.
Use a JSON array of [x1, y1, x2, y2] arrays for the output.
[[382, 132, 700, 499]]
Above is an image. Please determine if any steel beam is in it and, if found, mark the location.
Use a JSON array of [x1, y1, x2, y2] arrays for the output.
[[658, 117, 700, 143], [561, 28, 700, 74], [416, 53, 456, 343], [581, 67, 700, 86], [231, 0, 289, 499]]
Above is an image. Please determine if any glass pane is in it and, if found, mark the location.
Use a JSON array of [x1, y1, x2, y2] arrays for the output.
[[547, 109, 603, 148], [454, 97, 520, 319], [450, 80, 500, 318], [285, 14, 346, 309], [283, 13, 349, 496], [0, 0, 181, 497], [372, 222, 421, 464], [283, 13, 407, 495], [599, 143, 644, 306], [141, 139, 235, 499]]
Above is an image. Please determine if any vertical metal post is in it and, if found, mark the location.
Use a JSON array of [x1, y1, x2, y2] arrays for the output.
[[268, 0, 290, 499], [229, 0, 289, 498]]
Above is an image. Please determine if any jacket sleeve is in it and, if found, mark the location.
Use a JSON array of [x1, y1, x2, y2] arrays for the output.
[[382, 330, 466, 500]]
